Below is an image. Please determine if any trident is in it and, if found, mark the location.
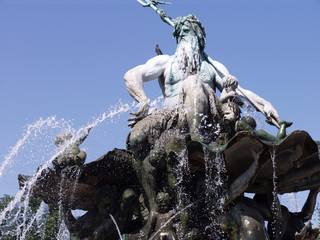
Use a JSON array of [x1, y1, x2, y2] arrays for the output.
[[137, 0, 174, 26], [136, 0, 281, 129]]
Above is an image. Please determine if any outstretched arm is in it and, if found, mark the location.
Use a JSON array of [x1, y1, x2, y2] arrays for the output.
[[236, 86, 281, 126], [124, 54, 170, 126], [206, 54, 281, 126], [75, 126, 92, 146]]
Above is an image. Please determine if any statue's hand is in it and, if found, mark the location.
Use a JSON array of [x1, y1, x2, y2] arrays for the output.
[[128, 102, 150, 127], [262, 103, 280, 126]]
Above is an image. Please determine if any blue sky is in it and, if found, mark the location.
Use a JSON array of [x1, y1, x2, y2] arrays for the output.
[[0, 0, 319, 213]]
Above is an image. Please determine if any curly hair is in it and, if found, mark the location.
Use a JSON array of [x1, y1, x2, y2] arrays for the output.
[[173, 14, 206, 50], [222, 101, 241, 121], [229, 102, 241, 120]]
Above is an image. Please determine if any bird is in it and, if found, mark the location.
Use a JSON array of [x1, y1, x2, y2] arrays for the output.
[[155, 44, 163, 55]]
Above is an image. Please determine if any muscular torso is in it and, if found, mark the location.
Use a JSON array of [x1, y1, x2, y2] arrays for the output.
[[161, 56, 216, 108]]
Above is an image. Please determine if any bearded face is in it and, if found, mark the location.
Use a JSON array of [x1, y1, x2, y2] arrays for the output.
[[176, 34, 201, 75], [174, 21, 204, 76], [173, 14, 206, 50], [170, 16, 207, 87]]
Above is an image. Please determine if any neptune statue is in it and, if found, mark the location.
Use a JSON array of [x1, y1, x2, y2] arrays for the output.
[[17, 1, 320, 239]]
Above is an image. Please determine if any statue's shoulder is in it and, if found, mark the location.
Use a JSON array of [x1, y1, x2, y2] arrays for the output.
[[148, 54, 171, 62], [145, 54, 171, 69]]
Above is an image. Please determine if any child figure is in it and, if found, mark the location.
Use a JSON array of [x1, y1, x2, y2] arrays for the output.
[[52, 126, 92, 170], [149, 192, 177, 240], [216, 75, 243, 144]]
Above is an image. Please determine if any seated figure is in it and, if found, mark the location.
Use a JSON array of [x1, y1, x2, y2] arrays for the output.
[[235, 116, 292, 143], [149, 192, 177, 240], [52, 127, 92, 170]]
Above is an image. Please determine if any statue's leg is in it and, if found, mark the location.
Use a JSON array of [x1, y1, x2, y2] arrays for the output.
[[75, 151, 86, 166], [120, 189, 139, 227], [300, 188, 319, 221], [266, 191, 283, 240], [129, 128, 157, 237], [181, 75, 209, 135]]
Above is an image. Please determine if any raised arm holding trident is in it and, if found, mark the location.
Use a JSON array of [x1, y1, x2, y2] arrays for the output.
[[127, 0, 282, 129]]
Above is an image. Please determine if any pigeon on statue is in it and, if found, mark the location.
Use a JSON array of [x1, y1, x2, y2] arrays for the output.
[[155, 44, 163, 55]]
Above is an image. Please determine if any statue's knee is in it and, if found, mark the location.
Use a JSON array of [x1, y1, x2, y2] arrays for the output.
[[129, 130, 149, 159], [149, 149, 167, 169], [122, 188, 137, 206], [129, 129, 147, 149], [75, 151, 86, 166]]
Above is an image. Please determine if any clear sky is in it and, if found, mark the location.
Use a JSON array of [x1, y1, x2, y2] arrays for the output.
[[0, 0, 319, 214]]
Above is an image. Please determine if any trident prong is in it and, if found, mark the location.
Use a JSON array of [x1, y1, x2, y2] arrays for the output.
[[136, 0, 149, 7], [136, 0, 174, 26], [152, 0, 172, 5], [137, 0, 171, 7]]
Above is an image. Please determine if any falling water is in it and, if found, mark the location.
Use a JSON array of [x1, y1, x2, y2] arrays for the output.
[[204, 149, 227, 211], [173, 149, 190, 210], [286, 192, 299, 212], [56, 220, 70, 240], [203, 148, 228, 239], [69, 167, 81, 207], [171, 148, 194, 240], [109, 214, 124, 240], [0, 116, 73, 179], [0, 153, 66, 239], [270, 146, 278, 205], [20, 201, 48, 240], [269, 146, 282, 239], [0, 99, 141, 239]]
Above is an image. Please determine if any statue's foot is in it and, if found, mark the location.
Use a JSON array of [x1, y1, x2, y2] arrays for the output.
[[279, 120, 293, 128]]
